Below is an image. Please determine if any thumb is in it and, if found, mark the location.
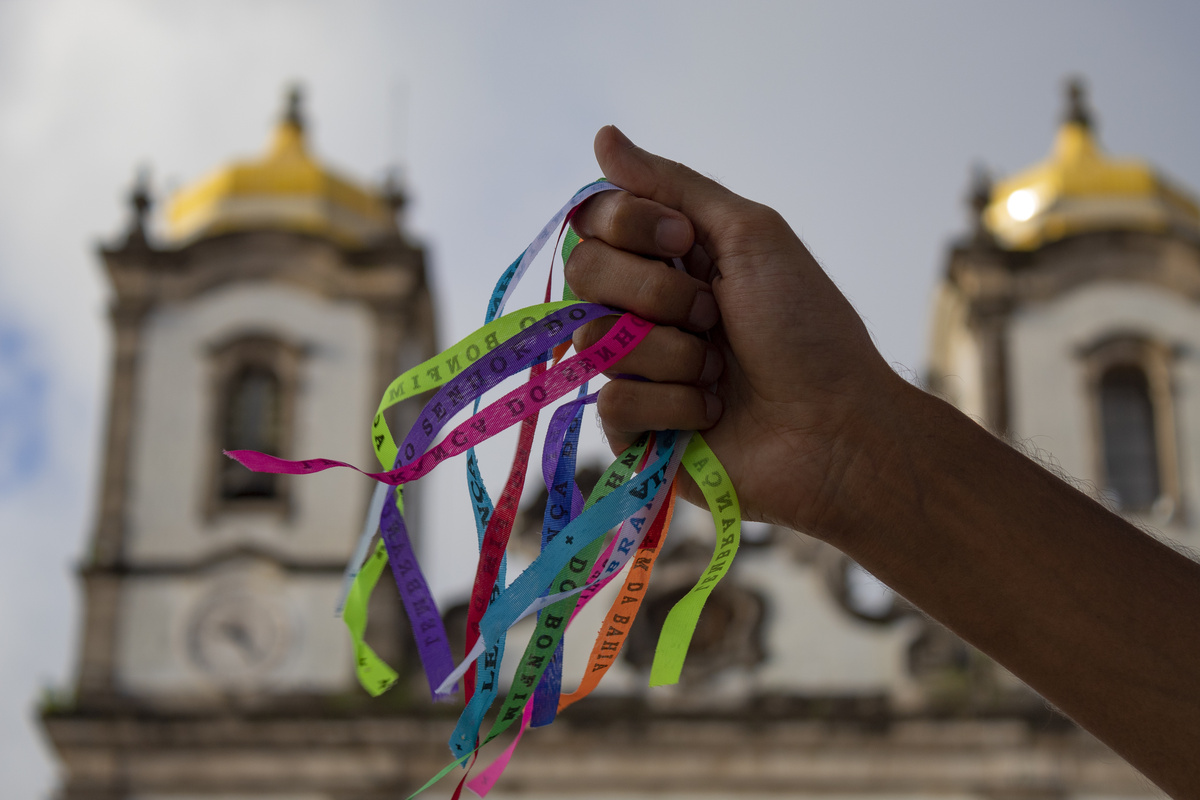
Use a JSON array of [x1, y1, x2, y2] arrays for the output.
[[594, 126, 751, 250]]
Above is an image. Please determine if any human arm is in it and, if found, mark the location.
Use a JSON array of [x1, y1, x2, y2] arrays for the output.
[[565, 125, 1200, 798]]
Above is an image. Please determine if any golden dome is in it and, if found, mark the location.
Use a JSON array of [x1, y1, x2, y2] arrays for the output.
[[165, 88, 396, 247], [984, 80, 1200, 250]]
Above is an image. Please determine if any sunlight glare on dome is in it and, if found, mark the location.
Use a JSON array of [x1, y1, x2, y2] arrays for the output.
[[1006, 188, 1039, 222]]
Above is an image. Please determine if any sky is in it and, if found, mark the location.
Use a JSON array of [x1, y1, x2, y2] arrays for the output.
[[1, 1, 1199, 797]]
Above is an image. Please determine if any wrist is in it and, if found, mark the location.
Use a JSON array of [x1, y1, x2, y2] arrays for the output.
[[802, 371, 940, 554]]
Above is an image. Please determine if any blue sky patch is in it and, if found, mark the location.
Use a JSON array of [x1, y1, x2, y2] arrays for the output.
[[0, 322, 48, 495]]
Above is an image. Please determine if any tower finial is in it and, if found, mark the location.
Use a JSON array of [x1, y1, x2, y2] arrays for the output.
[[283, 84, 305, 132], [124, 165, 153, 247], [382, 167, 407, 215], [966, 162, 995, 246], [1064, 76, 1093, 130]]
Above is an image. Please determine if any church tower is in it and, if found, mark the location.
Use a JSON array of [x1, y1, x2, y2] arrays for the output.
[[931, 79, 1200, 545], [43, 89, 437, 799]]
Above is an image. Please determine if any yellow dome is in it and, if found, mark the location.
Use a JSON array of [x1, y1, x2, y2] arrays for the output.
[[165, 89, 396, 248], [984, 81, 1200, 250]]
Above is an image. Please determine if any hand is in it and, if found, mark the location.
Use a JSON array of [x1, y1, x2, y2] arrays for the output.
[[567, 126, 906, 542], [572, 127, 1200, 798]]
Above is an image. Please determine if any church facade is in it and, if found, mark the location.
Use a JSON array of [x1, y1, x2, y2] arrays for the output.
[[930, 80, 1200, 544], [42, 84, 1183, 798]]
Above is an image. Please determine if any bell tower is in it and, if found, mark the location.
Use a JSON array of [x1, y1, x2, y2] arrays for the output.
[[930, 78, 1200, 539], [43, 88, 437, 798]]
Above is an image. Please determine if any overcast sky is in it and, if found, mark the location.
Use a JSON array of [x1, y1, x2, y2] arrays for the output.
[[2, 2, 1199, 796]]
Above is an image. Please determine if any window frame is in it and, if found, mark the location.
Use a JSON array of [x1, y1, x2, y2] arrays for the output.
[[205, 333, 304, 520], [1082, 334, 1182, 521]]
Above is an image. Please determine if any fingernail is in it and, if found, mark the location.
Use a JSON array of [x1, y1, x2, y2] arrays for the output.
[[703, 392, 723, 427], [688, 290, 720, 330], [656, 217, 691, 254], [609, 125, 633, 147], [700, 347, 723, 387]]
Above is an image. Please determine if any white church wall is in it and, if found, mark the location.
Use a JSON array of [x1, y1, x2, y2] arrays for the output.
[[739, 550, 912, 694], [1178, 353, 1200, 535], [126, 281, 376, 564], [930, 286, 988, 422], [115, 558, 353, 694], [943, 325, 986, 423], [1009, 280, 1200, 540], [514, 558, 911, 702], [553, 499, 913, 700]]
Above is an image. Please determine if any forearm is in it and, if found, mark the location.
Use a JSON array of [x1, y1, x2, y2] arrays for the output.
[[567, 126, 1199, 794], [832, 377, 1200, 797]]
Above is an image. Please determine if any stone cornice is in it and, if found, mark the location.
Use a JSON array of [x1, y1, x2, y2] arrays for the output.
[[100, 230, 425, 309], [42, 710, 1148, 797], [948, 230, 1200, 316]]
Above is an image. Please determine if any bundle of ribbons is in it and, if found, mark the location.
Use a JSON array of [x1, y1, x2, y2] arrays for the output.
[[226, 180, 741, 798]]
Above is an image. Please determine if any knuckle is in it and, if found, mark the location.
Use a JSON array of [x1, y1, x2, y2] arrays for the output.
[[564, 239, 602, 294], [688, 389, 712, 424], [570, 193, 609, 239], [571, 327, 592, 354], [604, 193, 637, 235], [673, 333, 708, 380], [645, 328, 705, 381], [571, 319, 608, 353], [721, 214, 760, 247], [677, 385, 711, 427], [723, 203, 786, 248], [569, 236, 604, 266], [575, 191, 637, 242], [596, 381, 643, 426], [601, 422, 634, 456], [611, 195, 657, 241], [635, 268, 685, 317]]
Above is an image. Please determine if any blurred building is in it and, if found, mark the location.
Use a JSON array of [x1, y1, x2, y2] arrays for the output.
[[41, 88, 439, 799], [931, 79, 1200, 534], [41, 82, 1193, 798]]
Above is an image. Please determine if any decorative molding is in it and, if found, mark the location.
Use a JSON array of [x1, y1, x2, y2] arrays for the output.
[[41, 713, 1153, 798]]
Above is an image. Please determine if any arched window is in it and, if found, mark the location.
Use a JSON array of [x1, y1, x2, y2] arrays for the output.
[[1099, 365, 1160, 512], [1083, 335, 1180, 519], [822, 551, 907, 625], [624, 582, 765, 683], [219, 365, 283, 500], [208, 335, 302, 516]]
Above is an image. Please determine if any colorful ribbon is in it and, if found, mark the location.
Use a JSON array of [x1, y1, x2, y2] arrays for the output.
[[222, 180, 744, 798]]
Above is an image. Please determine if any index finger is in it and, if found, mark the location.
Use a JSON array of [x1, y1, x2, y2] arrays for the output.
[[572, 190, 694, 260]]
